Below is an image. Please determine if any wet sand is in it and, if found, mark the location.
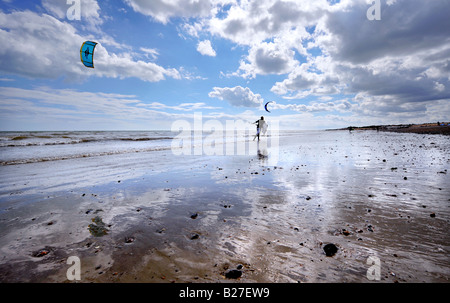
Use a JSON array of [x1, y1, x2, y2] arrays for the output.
[[0, 130, 449, 283]]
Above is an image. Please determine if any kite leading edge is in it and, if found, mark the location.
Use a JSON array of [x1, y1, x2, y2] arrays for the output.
[[80, 41, 97, 68], [264, 101, 273, 113]]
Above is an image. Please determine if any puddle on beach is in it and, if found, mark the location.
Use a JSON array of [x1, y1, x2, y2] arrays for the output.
[[0, 131, 448, 282]]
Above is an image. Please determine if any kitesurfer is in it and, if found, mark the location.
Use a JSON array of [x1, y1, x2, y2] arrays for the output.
[[253, 116, 266, 141]]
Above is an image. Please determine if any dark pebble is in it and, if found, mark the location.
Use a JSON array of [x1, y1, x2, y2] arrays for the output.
[[156, 227, 166, 233], [323, 243, 338, 257], [430, 213, 436, 218], [190, 233, 200, 240], [190, 213, 198, 219], [125, 236, 135, 244], [225, 269, 242, 279]]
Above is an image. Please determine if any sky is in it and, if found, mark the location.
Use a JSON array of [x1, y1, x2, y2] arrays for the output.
[[0, 0, 449, 131]]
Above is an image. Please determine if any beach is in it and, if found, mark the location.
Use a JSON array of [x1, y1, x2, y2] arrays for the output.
[[0, 130, 449, 283]]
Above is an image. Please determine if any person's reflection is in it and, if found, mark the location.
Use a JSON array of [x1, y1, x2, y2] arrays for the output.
[[257, 140, 268, 163]]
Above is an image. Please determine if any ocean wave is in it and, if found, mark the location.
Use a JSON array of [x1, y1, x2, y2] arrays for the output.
[[0, 146, 172, 166], [118, 136, 173, 142], [0, 136, 174, 147]]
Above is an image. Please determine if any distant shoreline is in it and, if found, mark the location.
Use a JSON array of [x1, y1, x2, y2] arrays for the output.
[[329, 122, 450, 135]]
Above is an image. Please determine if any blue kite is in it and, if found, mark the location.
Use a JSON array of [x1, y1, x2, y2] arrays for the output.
[[80, 41, 97, 68]]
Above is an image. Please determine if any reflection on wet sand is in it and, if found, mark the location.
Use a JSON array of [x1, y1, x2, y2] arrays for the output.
[[0, 130, 448, 282]]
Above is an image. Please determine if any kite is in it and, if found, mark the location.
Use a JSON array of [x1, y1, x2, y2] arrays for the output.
[[80, 41, 97, 68], [264, 101, 273, 113]]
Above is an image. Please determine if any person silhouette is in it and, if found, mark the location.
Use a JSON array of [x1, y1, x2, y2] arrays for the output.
[[253, 116, 266, 141]]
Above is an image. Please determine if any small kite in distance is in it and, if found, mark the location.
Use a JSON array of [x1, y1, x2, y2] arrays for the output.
[[264, 101, 274, 113], [80, 41, 97, 68]]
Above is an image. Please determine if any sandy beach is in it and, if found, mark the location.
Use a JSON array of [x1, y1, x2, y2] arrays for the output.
[[0, 130, 449, 283]]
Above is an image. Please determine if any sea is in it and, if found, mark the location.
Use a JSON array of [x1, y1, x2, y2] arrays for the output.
[[0, 131, 181, 165], [0, 129, 291, 166]]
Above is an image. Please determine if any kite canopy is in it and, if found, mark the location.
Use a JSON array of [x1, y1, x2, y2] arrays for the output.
[[264, 101, 273, 113], [80, 41, 97, 68]]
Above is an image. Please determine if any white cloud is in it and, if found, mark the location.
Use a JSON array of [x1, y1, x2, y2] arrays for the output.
[[96, 47, 181, 81], [434, 82, 445, 92], [140, 47, 159, 60], [123, 0, 213, 24], [137, 101, 219, 111], [207, 0, 326, 46], [178, 66, 208, 80], [271, 99, 353, 113], [0, 86, 219, 116], [0, 10, 180, 82], [324, 0, 450, 64], [0, 86, 224, 130], [237, 41, 299, 78], [208, 86, 263, 107], [179, 22, 204, 39], [197, 40, 216, 57], [270, 55, 341, 98]]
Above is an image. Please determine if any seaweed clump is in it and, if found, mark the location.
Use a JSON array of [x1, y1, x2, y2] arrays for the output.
[[88, 216, 109, 237]]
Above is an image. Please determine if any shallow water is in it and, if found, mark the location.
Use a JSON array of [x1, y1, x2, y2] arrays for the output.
[[0, 130, 448, 282]]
